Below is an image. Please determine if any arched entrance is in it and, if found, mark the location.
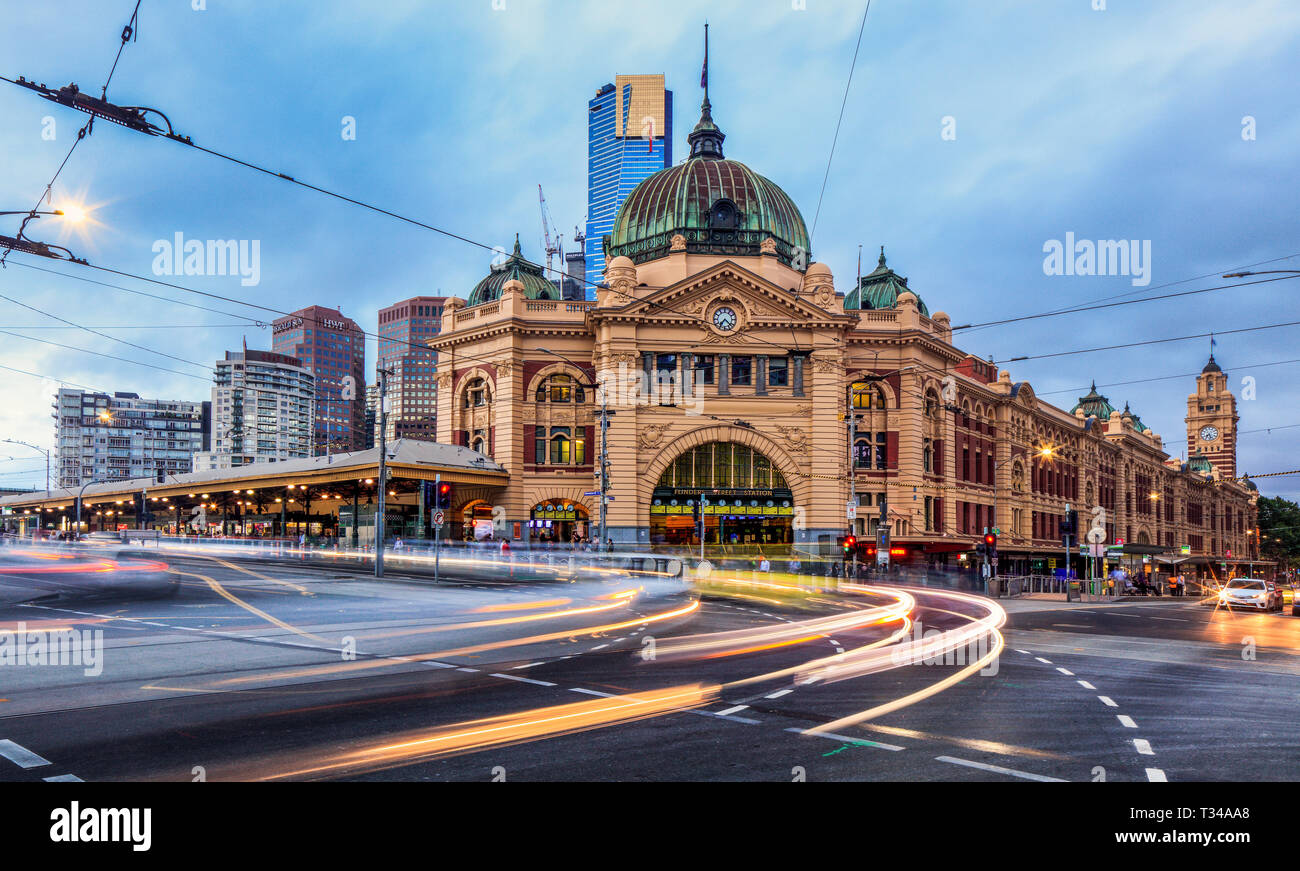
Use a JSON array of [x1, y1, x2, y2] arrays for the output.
[[459, 499, 495, 541], [529, 499, 589, 544], [650, 440, 795, 547]]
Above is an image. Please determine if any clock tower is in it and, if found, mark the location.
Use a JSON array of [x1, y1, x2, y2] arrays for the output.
[[1185, 354, 1238, 478]]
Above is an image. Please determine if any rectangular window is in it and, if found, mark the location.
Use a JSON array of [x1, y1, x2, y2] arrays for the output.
[[694, 355, 715, 385], [731, 356, 752, 386], [768, 356, 788, 387], [534, 429, 546, 465], [574, 431, 586, 465], [875, 432, 887, 470]]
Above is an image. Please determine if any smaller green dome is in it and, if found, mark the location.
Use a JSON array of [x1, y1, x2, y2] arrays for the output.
[[1123, 402, 1149, 433], [1187, 452, 1213, 474], [845, 248, 929, 316], [1072, 381, 1116, 419], [467, 236, 557, 306]]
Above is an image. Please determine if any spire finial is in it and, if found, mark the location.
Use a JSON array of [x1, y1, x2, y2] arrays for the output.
[[512, 233, 521, 256], [878, 245, 886, 268], [688, 22, 725, 159]]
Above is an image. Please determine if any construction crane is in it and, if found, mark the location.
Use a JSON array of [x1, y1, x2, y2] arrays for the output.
[[538, 184, 562, 277]]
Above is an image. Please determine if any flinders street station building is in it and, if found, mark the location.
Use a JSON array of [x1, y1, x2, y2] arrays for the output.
[[429, 89, 1259, 580]]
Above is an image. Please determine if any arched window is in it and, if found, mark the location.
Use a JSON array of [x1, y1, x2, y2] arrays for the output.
[[463, 377, 490, 409], [854, 438, 871, 468], [550, 430, 571, 464], [657, 442, 788, 490], [850, 382, 887, 409], [471, 436, 484, 454], [536, 373, 585, 403]]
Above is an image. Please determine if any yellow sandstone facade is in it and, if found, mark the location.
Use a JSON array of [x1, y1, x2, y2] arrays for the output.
[[428, 89, 1257, 579]]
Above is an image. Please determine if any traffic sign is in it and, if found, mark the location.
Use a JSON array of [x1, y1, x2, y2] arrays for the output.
[[846, 502, 857, 520], [583, 491, 601, 497], [992, 527, 1000, 535], [432, 510, 445, 526]]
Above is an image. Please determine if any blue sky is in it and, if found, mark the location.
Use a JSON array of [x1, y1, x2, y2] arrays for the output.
[[1, 0, 1297, 498]]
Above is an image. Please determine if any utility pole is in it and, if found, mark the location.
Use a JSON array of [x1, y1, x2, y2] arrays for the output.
[[599, 382, 610, 551], [375, 367, 391, 578], [434, 473, 441, 584], [848, 386, 857, 578]]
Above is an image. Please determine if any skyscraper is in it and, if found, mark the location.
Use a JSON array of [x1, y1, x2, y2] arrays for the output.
[[193, 350, 315, 471], [52, 389, 210, 487], [585, 74, 672, 289], [270, 306, 366, 453], [376, 296, 448, 442]]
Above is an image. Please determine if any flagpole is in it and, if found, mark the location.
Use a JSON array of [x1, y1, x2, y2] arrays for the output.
[[703, 22, 709, 99]]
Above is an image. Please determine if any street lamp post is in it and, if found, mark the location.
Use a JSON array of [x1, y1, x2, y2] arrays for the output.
[[2, 439, 51, 492]]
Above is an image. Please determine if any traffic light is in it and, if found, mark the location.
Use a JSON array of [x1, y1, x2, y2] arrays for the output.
[[691, 500, 700, 522], [984, 532, 997, 559], [843, 534, 856, 558], [976, 542, 987, 557], [155, 467, 166, 485], [436, 482, 452, 510]]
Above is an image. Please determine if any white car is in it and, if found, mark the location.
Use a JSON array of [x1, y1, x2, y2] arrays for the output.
[[1217, 578, 1279, 611]]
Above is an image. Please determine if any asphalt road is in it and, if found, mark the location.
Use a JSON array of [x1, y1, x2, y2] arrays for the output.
[[1, 549, 1297, 782]]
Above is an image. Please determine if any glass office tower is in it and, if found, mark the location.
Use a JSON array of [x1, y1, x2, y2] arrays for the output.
[[585, 74, 672, 291]]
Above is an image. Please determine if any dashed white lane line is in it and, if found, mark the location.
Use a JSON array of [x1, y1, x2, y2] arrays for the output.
[[489, 673, 556, 687], [717, 704, 751, 717], [0, 739, 50, 769], [1014, 648, 1030, 655], [1056, 667, 1074, 676], [765, 689, 794, 699], [789, 728, 905, 751], [569, 687, 615, 698], [935, 756, 1065, 783], [1077, 680, 1096, 690], [1034, 657, 1053, 664], [43, 774, 84, 782], [1098, 696, 1118, 707], [590, 643, 609, 651], [1134, 739, 1155, 755], [511, 661, 546, 670], [457, 667, 479, 673], [1117, 715, 1138, 729], [1146, 768, 1168, 782]]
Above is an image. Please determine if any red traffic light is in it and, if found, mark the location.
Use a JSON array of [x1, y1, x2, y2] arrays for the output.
[[438, 483, 451, 495], [844, 535, 857, 548], [983, 533, 996, 546]]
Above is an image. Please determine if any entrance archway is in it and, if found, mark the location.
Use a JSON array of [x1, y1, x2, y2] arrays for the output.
[[529, 499, 589, 545], [649, 440, 795, 548]]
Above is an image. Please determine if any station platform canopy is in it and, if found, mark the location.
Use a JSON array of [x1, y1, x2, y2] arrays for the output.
[[0, 439, 508, 511]]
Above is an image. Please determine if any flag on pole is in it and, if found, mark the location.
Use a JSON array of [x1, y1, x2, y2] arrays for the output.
[[701, 23, 708, 89]]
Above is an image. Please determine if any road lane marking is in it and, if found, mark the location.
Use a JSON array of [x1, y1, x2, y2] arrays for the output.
[[717, 704, 750, 716], [0, 739, 51, 769], [511, 662, 546, 670], [1134, 739, 1154, 755], [1034, 657, 1053, 664], [789, 728, 904, 751], [1146, 768, 1167, 782], [1077, 680, 1096, 689], [1098, 696, 1118, 707], [43, 774, 83, 782], [1014, 649, 1030, 654], [1117, 715, 1138, 728], [590, 643, 609, 651], [570, 687, 616, 698], [1056, 667, 1074, 676], [935, 755, 1065, 782], [489, 673, 556, 687], [765, 689, 793, 699]]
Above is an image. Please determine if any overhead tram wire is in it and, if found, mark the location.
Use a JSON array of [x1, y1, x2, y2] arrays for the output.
[[0, 290, 211, 370], [4, 260, 272, 327], [0, 0, 144, 267], [997, 319, 1300, 364], [958, 252, 1300, 338], [1036, 356, 1300, 398], [0, 329, 209, 380], [809, 0, 872, 247], [951, 273, 1299, 332]]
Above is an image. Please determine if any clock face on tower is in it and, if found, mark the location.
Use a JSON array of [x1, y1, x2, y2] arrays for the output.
[[712, 306, 737, 332], [1200, 425, 1219, 442]]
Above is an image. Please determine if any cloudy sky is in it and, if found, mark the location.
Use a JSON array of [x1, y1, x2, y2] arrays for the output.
[[1, 0, 1297, 498]]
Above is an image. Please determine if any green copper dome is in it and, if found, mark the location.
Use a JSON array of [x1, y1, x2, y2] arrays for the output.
[[1187, 452, 1213, 474], [1072, 381, 1116, 419], [467, 236, 557, 306], [1123, 402, 1149, 433], [604, 95, 811, 271], [845, 248, 929, 316]]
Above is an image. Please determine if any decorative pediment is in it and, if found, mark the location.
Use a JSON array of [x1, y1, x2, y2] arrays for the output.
[[598, 260, 847, 327]]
